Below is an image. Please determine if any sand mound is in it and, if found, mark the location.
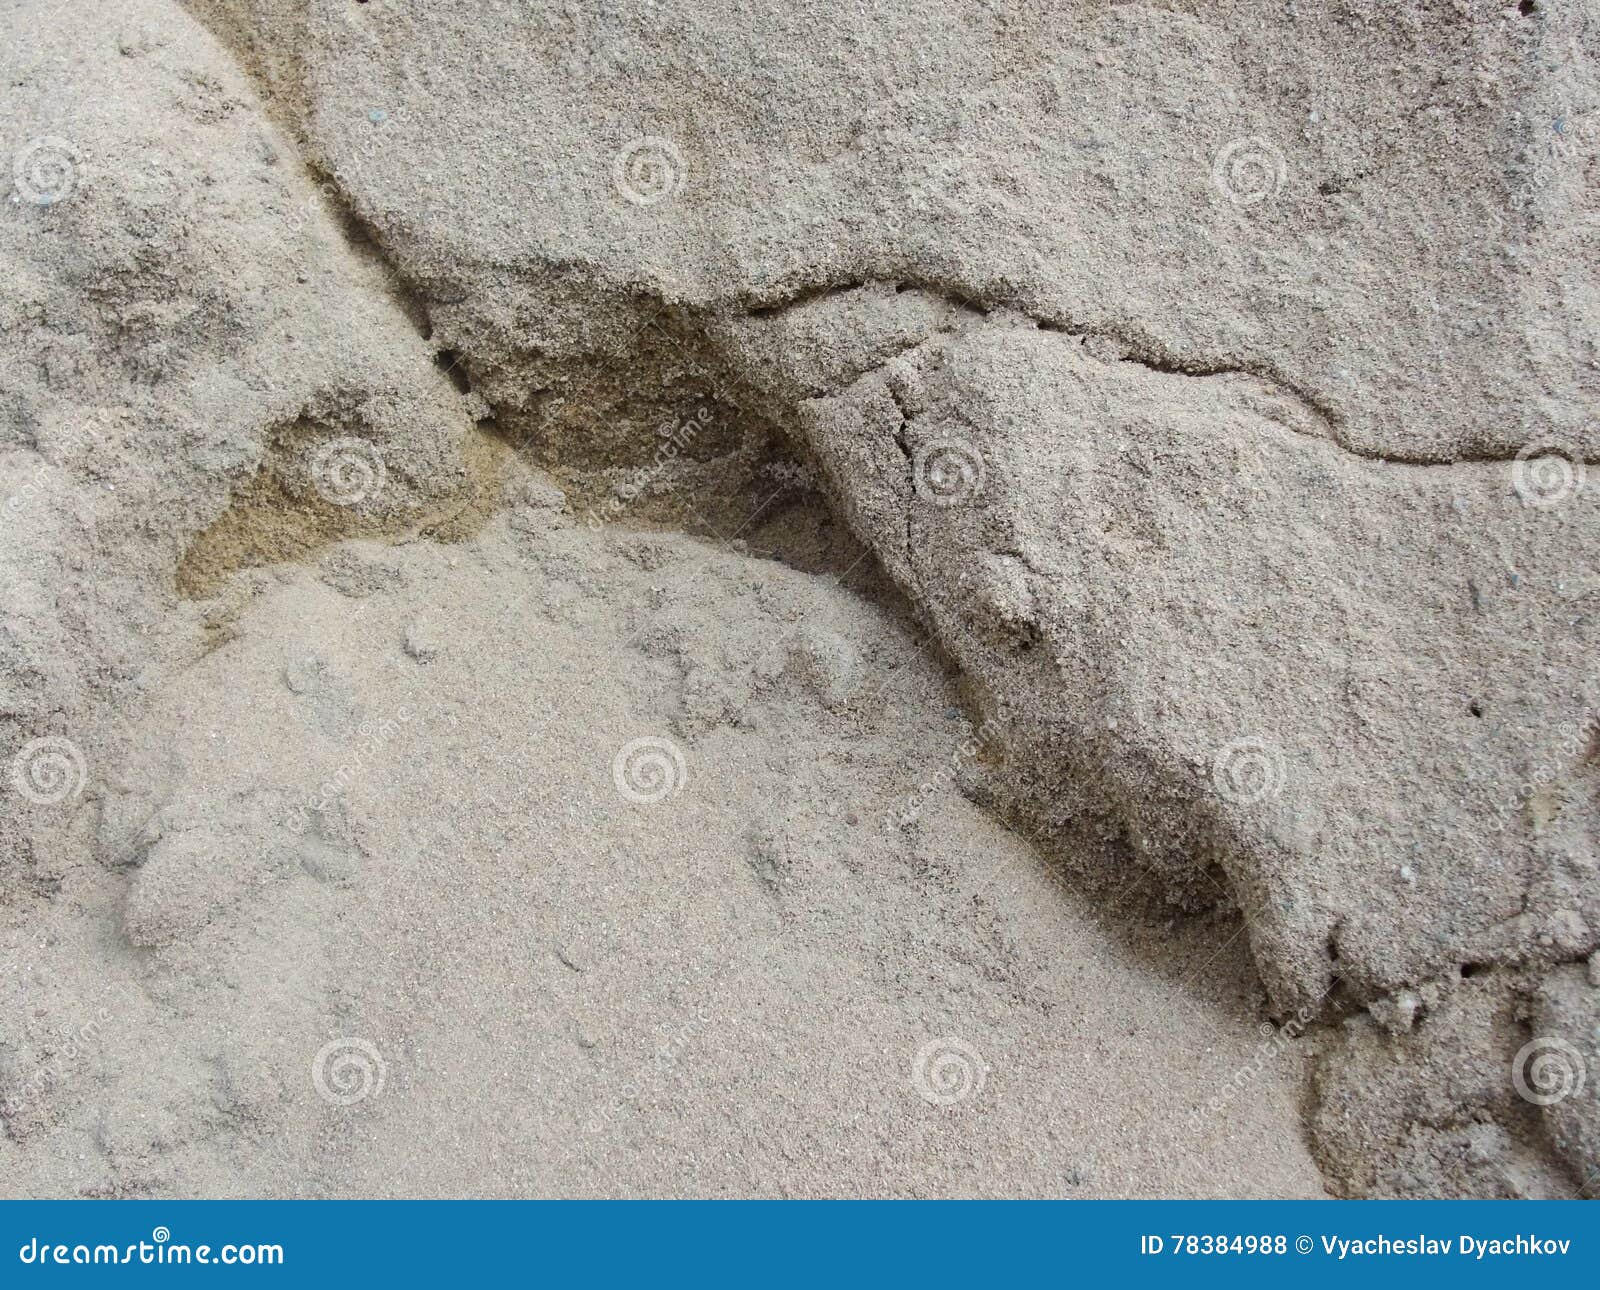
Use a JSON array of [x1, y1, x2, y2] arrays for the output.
[[3, 514, 1324, 1197]]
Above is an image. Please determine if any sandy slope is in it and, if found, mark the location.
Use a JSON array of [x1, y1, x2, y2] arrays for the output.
[[1, 509, 1322, 1197]]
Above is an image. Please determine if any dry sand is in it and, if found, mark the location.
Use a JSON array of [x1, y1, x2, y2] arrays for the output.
[[2, 0, 1596, 1199], [4, 507, 1323, 1197]]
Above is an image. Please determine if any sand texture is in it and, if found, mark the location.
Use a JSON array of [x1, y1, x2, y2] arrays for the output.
[[1, 0, 1596, 1197]]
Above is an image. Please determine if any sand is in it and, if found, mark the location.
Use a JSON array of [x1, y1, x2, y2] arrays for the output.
[[2, 0, 1596, 1198], [3, 509, 1323, 1197]]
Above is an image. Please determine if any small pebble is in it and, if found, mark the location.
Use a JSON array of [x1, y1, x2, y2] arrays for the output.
[[368, 109, 387, 124]]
